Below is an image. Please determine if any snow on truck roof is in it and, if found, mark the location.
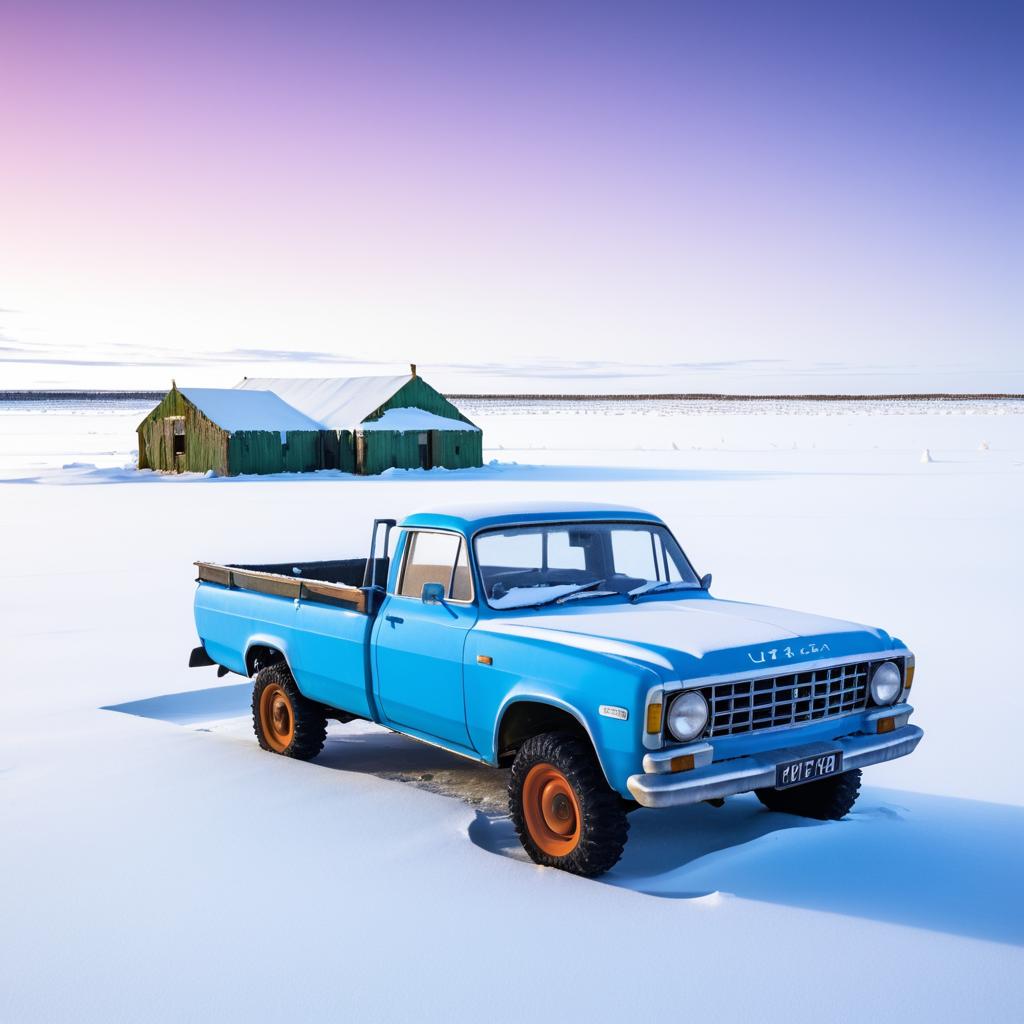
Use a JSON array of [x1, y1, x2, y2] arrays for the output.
[[235, 375, 416, 430], [401, 502, 662, 532], [178, 388, 323, 434]]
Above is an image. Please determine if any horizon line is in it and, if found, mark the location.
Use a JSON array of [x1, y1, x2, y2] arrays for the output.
[[2, 389, 1023, 403]]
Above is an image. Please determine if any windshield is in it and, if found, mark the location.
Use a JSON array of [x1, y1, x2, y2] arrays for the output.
[[474, 521, 700, 610]]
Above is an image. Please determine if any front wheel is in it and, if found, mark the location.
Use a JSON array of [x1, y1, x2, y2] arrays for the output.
[[252, 664, 327, 761], [509, 732, 629, 877], [755, 767, 862, 820]]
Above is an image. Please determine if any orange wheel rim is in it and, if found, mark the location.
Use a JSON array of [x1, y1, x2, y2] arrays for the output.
[[259, 683, 294, 753], [522, 763, 582, 857]]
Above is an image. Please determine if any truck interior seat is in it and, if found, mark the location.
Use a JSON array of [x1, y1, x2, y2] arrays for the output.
[[400, 563, 453, 597]]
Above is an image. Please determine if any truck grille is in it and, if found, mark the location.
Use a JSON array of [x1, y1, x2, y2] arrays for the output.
[[695, 660, 874, 738]]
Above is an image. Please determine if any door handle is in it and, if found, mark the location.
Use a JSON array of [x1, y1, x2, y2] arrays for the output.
[[385, 615, 405, 628]]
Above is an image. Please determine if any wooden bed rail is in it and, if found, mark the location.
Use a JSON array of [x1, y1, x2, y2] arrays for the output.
[[194, 561, 367, 613]]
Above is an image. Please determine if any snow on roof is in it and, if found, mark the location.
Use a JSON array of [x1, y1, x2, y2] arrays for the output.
[[359, 407, 479, 432], [235, 375, 413, 430], [415, 500, 653, 518], [179, 388, 323, 435], [401, 501, 661, 531]]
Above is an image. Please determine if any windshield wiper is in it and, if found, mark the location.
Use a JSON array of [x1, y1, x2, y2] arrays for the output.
[[555, 589, 619, 605], [530, 579, 606, 609], [628, 581, 697, 603]]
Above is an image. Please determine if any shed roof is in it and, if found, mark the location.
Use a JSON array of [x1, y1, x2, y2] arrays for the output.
[[179, 387, 323, 434], [235, 375, 413, 430]]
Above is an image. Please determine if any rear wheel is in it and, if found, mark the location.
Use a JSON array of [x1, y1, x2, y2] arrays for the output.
[[252, 664, 327, 761], [755, 768, 862, 820], [509, 732, 628, 877]]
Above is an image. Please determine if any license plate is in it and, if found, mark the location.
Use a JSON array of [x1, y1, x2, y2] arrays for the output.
[[775, 750, 843, 789]]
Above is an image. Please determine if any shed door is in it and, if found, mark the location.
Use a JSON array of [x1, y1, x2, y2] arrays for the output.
[[171, 417, 186, 472], [417, 431, 432, 469]]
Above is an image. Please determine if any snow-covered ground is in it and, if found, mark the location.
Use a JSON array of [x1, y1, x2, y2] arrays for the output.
[[2, 398, 1023, 1021]]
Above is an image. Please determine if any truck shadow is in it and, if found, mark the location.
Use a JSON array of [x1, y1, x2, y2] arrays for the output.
[[317, 728, 511, 812], [102, 683, 253, 726], [106, 683, 1024, 947], [472, 790, 1024, 947]]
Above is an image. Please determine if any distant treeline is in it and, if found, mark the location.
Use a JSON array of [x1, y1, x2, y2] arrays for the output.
[[0, 390, 167, 402], [2, 389, 1023, 403], [449, 392, 1024, 401]]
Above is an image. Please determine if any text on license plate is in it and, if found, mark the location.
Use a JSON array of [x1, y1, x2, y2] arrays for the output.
[[775, 750, 843, 789]]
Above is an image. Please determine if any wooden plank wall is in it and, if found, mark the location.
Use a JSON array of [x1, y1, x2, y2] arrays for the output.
[[227, 430, 322, 475], [361, 429, 422, 475], [359, 427, 482, 474], [137, 389, 230, 475], [322, 430, 355, 472], [431, 428, 483, 469]]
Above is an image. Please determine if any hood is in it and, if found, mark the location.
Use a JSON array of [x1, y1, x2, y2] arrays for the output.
[[480, 595, 893, 678]]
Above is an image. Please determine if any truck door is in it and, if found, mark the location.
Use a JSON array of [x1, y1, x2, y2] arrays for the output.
[[373, 530, 476, 747]]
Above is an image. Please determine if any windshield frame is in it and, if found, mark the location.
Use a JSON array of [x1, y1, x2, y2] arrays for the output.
[[470, 517, 701, 611]]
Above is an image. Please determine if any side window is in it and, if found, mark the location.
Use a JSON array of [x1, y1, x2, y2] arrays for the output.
[[399, 532, 470, 600]]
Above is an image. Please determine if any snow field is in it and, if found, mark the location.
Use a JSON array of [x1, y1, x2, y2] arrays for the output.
[[1, 398, 1023, 1021]]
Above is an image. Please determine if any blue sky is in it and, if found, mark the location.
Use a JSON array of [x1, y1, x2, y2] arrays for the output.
[[1, 0, 1020, 391]]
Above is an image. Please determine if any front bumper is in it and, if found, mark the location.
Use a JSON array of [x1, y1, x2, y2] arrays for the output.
[[626, 722, 924, 809]]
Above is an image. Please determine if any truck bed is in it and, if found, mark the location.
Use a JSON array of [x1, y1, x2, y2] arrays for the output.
[[194, 557, 389, 614]]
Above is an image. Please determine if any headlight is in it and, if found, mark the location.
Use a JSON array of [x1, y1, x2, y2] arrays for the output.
[[870, 662, 902, 705], [667, 691, 709, 742]]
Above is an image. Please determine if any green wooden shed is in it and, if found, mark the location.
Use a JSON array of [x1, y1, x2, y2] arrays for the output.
[[236, 368, 483, 474], [138, 369, 483, 476], [137, 385, 326, 475]]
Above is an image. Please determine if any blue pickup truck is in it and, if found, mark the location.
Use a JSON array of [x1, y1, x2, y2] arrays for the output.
[[190, 502, 922, 876]]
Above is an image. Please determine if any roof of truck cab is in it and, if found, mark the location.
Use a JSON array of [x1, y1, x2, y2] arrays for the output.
[[400, 502, 663, 533]]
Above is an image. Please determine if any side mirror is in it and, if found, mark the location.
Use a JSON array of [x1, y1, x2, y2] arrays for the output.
[[700, 573, 713, 591], [421, 581, 446, 604]]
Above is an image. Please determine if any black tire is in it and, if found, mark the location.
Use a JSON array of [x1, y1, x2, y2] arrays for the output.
[[509, 731, 629, 877], [252, 664, 327, 761], [755, 768, 862, 820]]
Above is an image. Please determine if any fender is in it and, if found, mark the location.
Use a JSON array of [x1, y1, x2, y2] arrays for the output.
[[492, 693, 617, 789], [243, 634, 298, 678]]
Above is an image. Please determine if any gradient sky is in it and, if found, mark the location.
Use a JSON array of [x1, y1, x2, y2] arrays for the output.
[[1, 0, 1021, 391]]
